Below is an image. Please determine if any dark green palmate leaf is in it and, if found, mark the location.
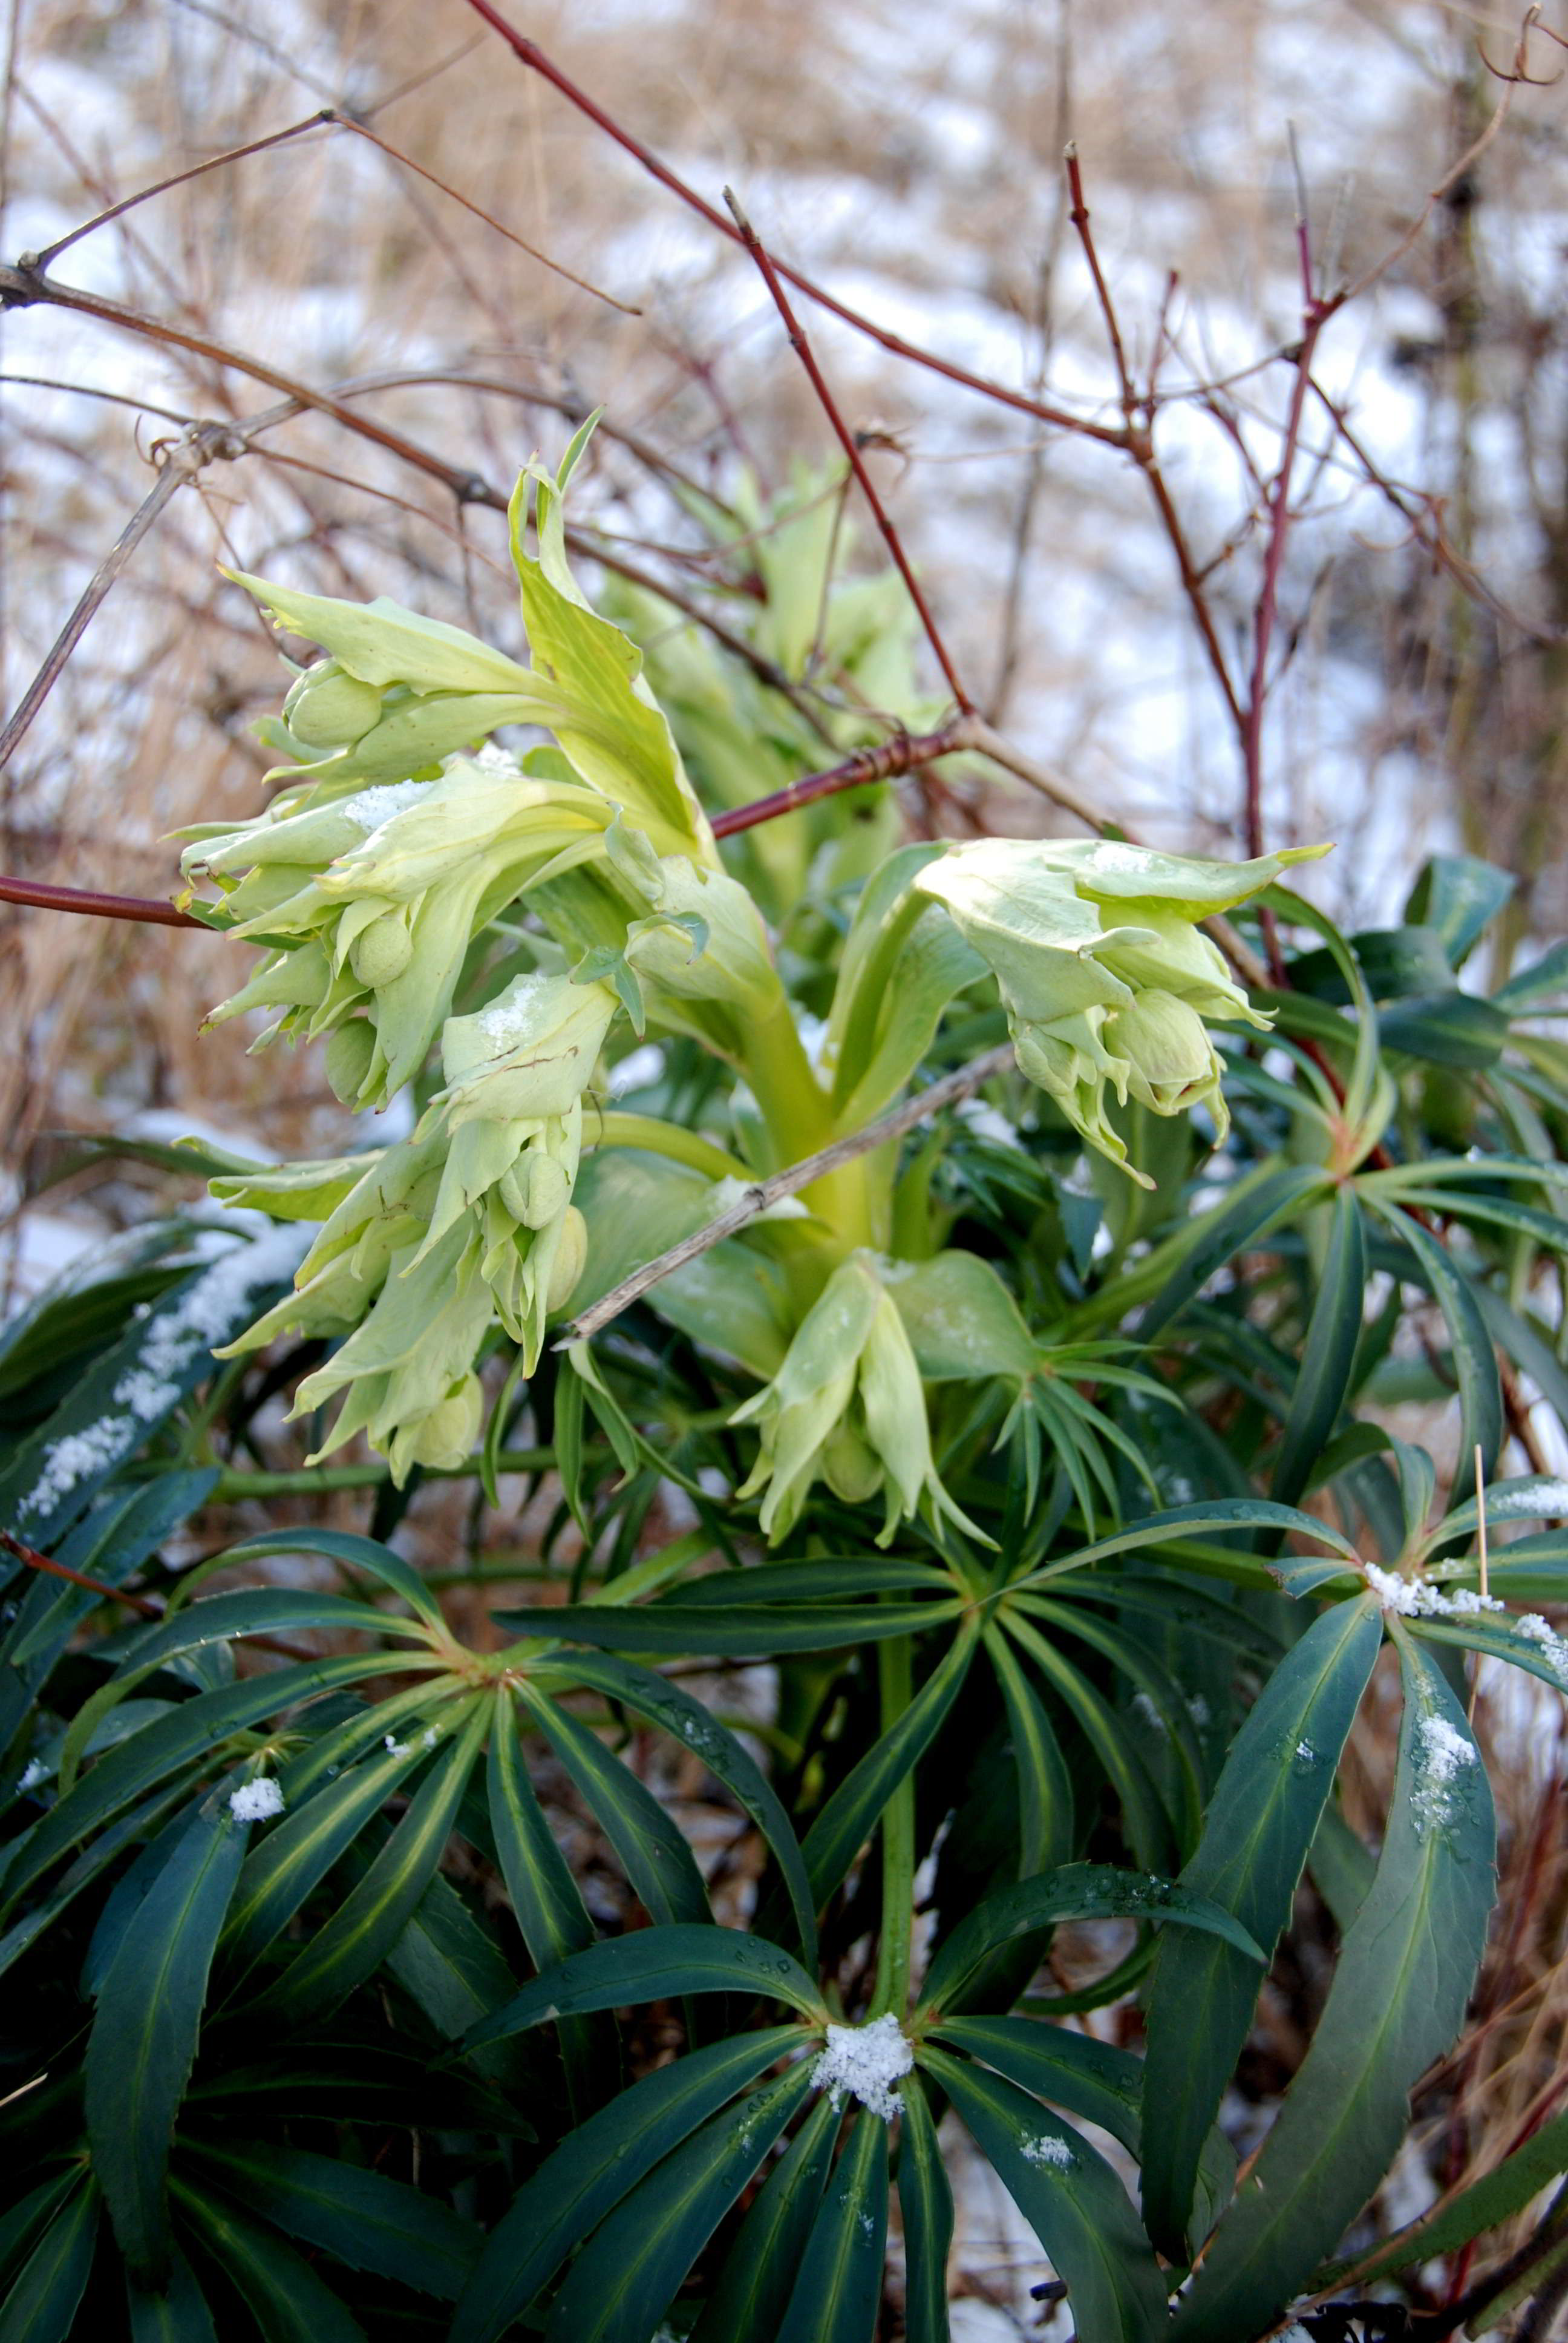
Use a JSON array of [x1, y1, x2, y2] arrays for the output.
[[1171, 1634, 1496, 2343], [125, 2238, 220, 2342], [486, 1688, 607, 2114], [918, 1861, 1263, 2020], [186, 2140, 481, 2298], [0, 2177, 98, 2343], [518, 1679, 713, 1925], [218, 1699, 477, 1986], [1140, 1596, 1384, 2258], [935, 2014, 1237, 2244], [1272, 1187, 1367, 1507], [544, 2057, 817, 2342], [240, 1702, 489, 2030], [777, 2106, 890, 2343], [461, 1922, 824, 2051], [921, 2045, 1166, 2343], [1368, 1201, 1502, 1509], [451, 2028, 802, 2343], [0, 1655, 384, 1919], [1313, 2103, 1568, 2290], [898, 2074, 957, 2343], [85, 1794, 247, 2280], [1407, 1610, 1568, 1699], [987, 1628, 1075, 1874], [489, 1595, 959, 1655], [537, 1646, 817, 1959], [1001, 1613, 1178, 1871], [799, 1625, 978, 1906], [690, 2093, 840, 2343], [174, 2181, 367, 2343]]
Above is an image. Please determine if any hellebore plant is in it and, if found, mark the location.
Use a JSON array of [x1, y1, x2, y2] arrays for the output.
[[9, 428, 1568, 2343], [182, 424, 1318, 1529]]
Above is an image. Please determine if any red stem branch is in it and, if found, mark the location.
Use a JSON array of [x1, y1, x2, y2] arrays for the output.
[[456, 0, 1134, 453], [722, 188, 972, 714]]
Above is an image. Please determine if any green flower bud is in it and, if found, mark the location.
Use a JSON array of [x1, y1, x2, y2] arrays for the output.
[[323, 1018, 377, 1104], [545, 1204, 587, 1314], [403, 1373, 484, 1472], [1103, 988, 1227, 1122], [283, 661, 385, 749], [348, 911, 414, 989], [731, 1253, 984, 1545], [498, 1149, 572, 1230]]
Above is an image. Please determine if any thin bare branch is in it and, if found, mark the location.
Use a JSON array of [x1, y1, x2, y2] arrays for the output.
[[723, 185, 972, 715], [0, 876, 201, 928], [1065, 145, 1136, 424], [564, 1043, 1018, 1344], [333, 113, 642, 315], [459, 0, 1136, 454], [27, 111, 334, 272], [711, 715, 972, 836], [0, 418, 249, 773]]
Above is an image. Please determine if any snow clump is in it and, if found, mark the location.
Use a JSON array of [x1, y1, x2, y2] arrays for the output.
[[229, 1777, 286, 1823], [810, 2013, 915, 2122], [1411, 1713, 1475, 1835], [1363, 1562, 1504, 1619]]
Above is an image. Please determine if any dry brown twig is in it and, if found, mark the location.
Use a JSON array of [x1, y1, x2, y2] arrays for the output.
[[563, 1043, 1018, 1344]]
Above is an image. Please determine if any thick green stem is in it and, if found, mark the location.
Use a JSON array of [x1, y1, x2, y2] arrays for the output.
[[201, 1447, 554, 1499], [742, 991, 875, 1247], [870, 1633, 916, 2019], [590, 1111, 751, 1182]]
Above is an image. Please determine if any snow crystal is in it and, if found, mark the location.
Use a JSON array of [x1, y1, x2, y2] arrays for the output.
[[1363, 1562, 1504, 1620], [18, 1758, 47, 1792], [1411, 1712, 1475, 1835], [810, 2014, 915, 2122], [1514, 1614, 1568, 1682], [468, 742, 522, 776], [1129, 1691, 1166, 1737], [422, 1726, 439, 1749], [1295, 1740, 1317, 1765], [1020, 2134, 1073, 2168], [15, 1225, 305, 1525], [384, 1734, 410, 1758], [1189, 1696, 1212, 1728], [339, 781, 433, 831], [229, 1777, 285, 1822], [476, 973, 551, 1044]]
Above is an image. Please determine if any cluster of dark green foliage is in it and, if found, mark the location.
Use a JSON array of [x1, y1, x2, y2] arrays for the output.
[[3, 483, 1568, 2343]]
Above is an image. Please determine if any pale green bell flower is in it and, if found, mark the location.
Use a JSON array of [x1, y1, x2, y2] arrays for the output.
[[731, 1253, 984, 1546], [434, 971, 620, 1128], [182, 762, 619, 1106], [289, 1221, 498, 1478], [915, 835, 1328, 1181]]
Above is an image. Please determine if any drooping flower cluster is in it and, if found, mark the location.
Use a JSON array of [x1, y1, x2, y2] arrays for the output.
[[188, 430, 1323, 1519], [915, 836, 1329, 1182], [731, 1252, 985, 1544]]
